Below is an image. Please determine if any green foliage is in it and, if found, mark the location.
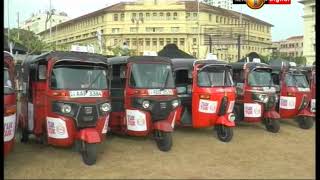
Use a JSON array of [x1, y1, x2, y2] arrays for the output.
[[107, 45, 133, 56], [6, 28, 51, 54]]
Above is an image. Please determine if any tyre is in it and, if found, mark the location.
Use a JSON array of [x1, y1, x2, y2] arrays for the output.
[[155, 131, 172, 152], [81, 142, 97, 165], [215, 125, 233, 142], [20, 128, 29, 143], [297, 116, 314, 129], [264, 119, 280, 133]]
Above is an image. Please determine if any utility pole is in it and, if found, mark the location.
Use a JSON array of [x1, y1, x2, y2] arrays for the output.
[[209, 35, 212, 53], [7, 0, 12, 54], [238, 4, 243, 61], [49, 0, 52, 40], [17, 12, 20, 40], [197, 0, 200, 59]]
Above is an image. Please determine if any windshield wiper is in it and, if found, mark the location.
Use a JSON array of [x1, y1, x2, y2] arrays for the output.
[[161, 70, 170, 90], [85, 70, 104, 91]]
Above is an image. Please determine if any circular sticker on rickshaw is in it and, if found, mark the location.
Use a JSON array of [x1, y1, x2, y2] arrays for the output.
[[137, 118, 146, 126]]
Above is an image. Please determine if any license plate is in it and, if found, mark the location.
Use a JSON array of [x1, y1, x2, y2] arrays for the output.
[[69, 90, 102, 98]]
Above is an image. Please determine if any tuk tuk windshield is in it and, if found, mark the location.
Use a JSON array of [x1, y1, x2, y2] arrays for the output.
[[198, 67, 233, 87], [129, 63, 175, 89], [285, 74, 309, 88], [4, 68, 14, 94], [248, 69, 272, 87], [51, 65, 108, 90]]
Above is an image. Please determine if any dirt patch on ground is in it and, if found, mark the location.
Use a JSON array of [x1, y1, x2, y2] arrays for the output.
[[4, 119, 315, 179]]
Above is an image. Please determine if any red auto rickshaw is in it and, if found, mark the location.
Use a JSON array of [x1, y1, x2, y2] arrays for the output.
[[18, 51, 110, 165], [230, 62, 280, 133], [107, 56, 181, 151], [301, 65, 316, 115], [4, 51, 17, 157], [270, 61, 314, 129], [171, 58, 236, 142]]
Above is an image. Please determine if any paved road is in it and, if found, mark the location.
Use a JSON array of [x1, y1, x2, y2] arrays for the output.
[[4, 119, 315, 179]]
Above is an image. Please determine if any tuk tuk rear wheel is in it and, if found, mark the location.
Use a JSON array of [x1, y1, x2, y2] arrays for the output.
[[216, 125, 233, 142], [264, 119, 280, 133], [155, 131, 172, 152], [81, 142, 97, 166], [297, 116, 314, 129], [20, 129, 29, 143]]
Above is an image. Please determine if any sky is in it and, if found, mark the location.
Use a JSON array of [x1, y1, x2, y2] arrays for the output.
[[4, 0, 304, 41]]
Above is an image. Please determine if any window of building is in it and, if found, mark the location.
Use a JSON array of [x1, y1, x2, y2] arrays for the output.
[[193, 38, 197, 45], [152, 38, 157, 46], [160, 12, 164, 20], [139, 13, 143, 20], [220, 17, 223, 23], [173, 12, 178, 20], [132, 39, 137, 46], [146, 13, 150, 20], [166, 12, 171, 20], [173, 38, 178, 45], [216, 16, 219, 23], [186, 13, 191, 20], [171, 27, 179, 32], [180, 38, 185, 46], [145, 38, 150, 46], [130, 27, 138, 32], [112, 28, 120, 33], [166, 38, 171, 44], [139, 38, 143, 46], [120, 13, 125, 21], [159, 38, 164, 46], [152, 12, 157, 20], [132, 13, 137, 19], [209, 14, 212, 21], [113, 14, 119, 21], [146, 27, 163, 32], [193, 13, 197, 20]]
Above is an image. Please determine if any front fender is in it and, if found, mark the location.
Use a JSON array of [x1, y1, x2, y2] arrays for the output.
[[153, 121, 173, 132], [77, 128, 101, 144], [298, 108, 315, 117], [215, 113, 235, 127], [264, 110, 280, 119]]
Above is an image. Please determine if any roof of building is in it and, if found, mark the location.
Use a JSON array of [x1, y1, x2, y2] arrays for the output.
[[286, 35, 303, 40], [38, 1, 272, 35]]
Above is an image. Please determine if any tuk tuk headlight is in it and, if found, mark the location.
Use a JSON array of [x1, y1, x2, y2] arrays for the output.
[[228, 113, 236, 122], [100, 102, 111, 112], [61, 104, 72, 114], [262, 96, 269, 103], [172, 99, 180, 108], [142, 100, 150, 109]]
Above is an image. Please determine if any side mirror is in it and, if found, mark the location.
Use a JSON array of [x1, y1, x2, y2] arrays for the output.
[[38, 64, 47, 80], [188, 71, 192, 79]]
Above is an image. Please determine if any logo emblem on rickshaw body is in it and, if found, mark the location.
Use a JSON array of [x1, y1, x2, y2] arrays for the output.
[[160, 102, 167, 109], [84, 106, 93, 114], [246, 0, 265, 9]]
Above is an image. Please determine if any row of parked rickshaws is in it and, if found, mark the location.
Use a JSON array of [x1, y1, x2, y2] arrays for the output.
[[3, 51, 315, 165]]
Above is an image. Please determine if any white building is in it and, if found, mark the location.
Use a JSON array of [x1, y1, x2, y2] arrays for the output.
[[299, 0, 315, 65], [202, 0, 232, 10], [20, 10, 70, 34]]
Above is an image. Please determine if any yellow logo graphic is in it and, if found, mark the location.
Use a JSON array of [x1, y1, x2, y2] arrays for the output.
[[246, 0, 266, 9]]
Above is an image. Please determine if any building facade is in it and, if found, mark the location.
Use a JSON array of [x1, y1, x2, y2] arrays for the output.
[[272, 36, 304, 58], [202, 0, 232, 10], [39, 0, 273, 61], [21, 11, 70, 34], [299, 0, 315, 65]]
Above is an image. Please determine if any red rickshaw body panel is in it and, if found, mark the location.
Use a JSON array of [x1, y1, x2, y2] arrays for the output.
[[4, 52, 17, 157]]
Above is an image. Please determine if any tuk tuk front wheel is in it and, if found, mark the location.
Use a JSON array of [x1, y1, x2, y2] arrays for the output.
[[215, 125, 233, 142], [20, 128, 29, 143], [296, 116, 314, 129], [154, 131, 172, 152], [264, 119, 280, 133], [81, 142, 97, 166]]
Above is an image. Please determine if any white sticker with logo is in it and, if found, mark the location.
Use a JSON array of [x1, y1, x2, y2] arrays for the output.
[[227, 101, 235, 113], [126, 110, 147, 131], [46, 117, 68, 139], [69, 90, 102, 98], [199, 99, 217, 114], [102, 114, 110, 134], [244, 103, 262, 118], [147, 89, 174, 96], [4, 114, 16, 142], [279, 96, 296, 110], [311, 99, 316, 113], [297, 87, 310, 92]]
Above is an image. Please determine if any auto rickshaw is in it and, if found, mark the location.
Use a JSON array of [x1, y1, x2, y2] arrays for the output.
[[270, 61, 314, 129], [171, 58, 236, 142], [4, 51, 17, 157], [107, 56, 181, 151], [18, 51, 111, 165], [230, 61, 281, 133], [301, 65, 316, 115]]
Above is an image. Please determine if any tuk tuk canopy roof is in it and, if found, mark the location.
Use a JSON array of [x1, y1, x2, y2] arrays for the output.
[[230, 62, 271, 71], [25, 51, 108, 65], [170, 58, 229, 71], [107, 56, 172, 65]]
